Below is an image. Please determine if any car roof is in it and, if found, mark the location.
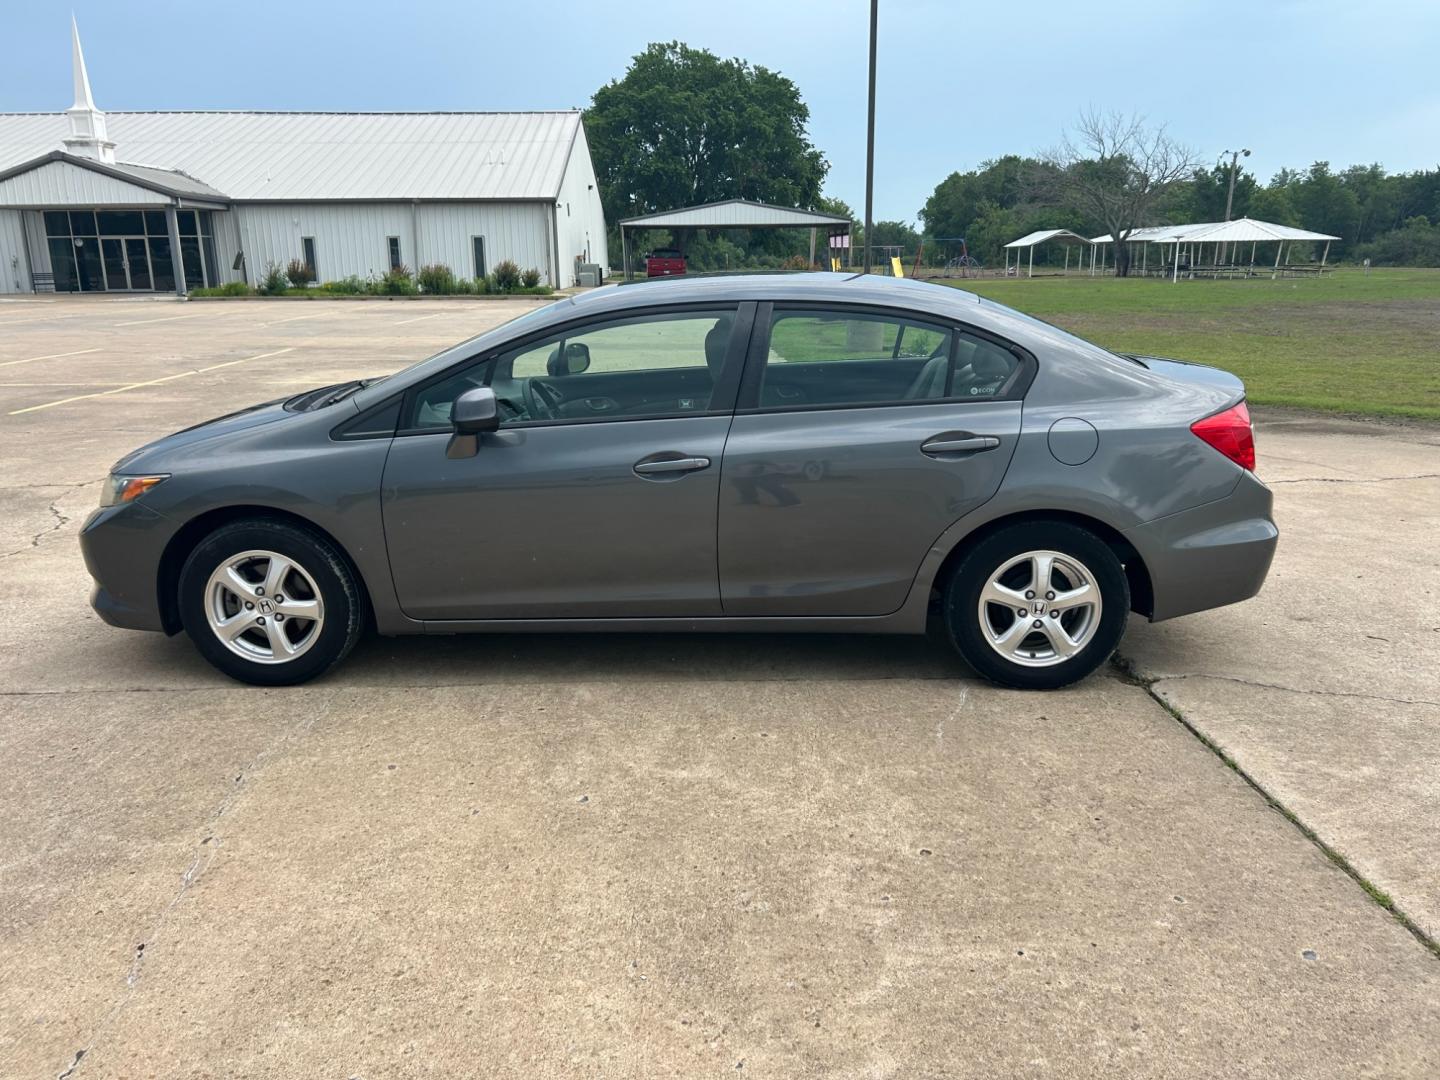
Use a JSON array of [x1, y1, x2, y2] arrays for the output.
[[562, 272, 980, 318]]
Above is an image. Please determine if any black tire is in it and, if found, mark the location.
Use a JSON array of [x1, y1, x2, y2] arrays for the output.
[[944, 521, 1129, 690], [178, 518, 365, 686]]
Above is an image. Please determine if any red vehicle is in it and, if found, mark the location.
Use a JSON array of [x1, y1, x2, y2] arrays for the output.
[[645, 248, 687, 277]]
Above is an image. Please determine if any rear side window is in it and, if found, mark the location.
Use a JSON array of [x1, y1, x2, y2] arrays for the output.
[[756, 309, 1020, 409]]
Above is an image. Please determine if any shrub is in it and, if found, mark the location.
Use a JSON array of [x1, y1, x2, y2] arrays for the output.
[[285, 258, 315, 287], [319, 275, 367, 295], [521, 267, 541, 288], [379, 264, 417, 295], [417, 263, 458, 294], [781, 254, 811, 271], [258, 262, 289, 296], [192, 280, 255, 297], [492, 259, 522, 292]]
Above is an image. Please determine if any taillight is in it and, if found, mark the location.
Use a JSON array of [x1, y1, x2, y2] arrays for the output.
[[1191, 400, 1256, 471]]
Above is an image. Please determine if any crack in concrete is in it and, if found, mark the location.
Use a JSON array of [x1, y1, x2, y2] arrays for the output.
[[1144, 671, 1440, 710], [52, 689, 342, 1080], [1268, 472, 1440, 486], [1113, 655, 1440, 961], [0, 479, 101, 562], [0, 499, 69, 562]]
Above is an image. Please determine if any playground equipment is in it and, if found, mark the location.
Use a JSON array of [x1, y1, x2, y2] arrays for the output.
[[933, 237, 982, 278]]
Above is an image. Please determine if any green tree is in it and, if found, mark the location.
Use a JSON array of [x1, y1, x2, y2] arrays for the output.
[[586, 42, 828, 226], [920, 155, 1051, 238]]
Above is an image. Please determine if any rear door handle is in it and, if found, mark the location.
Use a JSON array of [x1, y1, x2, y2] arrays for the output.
[[921, 435, 1001, 455], [633, 455, 711, 476]]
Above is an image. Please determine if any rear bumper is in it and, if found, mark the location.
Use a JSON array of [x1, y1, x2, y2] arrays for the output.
[[80, 502, 172, 633], [1125, 471, 1278, 622]]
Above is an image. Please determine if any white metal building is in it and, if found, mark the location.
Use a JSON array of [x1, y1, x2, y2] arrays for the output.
[[0, 23, 607, 295]]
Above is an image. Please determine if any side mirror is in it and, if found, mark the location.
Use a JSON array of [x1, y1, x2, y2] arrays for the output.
[[564, 343, 591, 374], [545, 341, 592, 376], [446, 386, 498, 459], [452, 386, 500, 435]]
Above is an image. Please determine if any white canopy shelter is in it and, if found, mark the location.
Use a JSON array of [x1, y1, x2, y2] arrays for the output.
[[1002, 229, 1092, 277], [1087, 223, 1223, 274], [1159, 217, 1341, 281]]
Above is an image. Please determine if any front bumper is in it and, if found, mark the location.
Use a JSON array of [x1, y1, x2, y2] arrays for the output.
[[80, 501, 173, 633], [1125, 470, 1278, 622]]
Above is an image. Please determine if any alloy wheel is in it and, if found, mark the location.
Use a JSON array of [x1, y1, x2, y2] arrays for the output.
[[976, 549, 1103, 668], [204, 549, 325, 664]]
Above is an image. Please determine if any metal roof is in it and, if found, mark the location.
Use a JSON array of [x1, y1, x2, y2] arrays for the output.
[[620, 199, 852, 229], [1003, 228, 1092, 249], [1091, 219, 1338, 244], [0, 111, 583, 201], [1163, 217, 1341, 243], [1089, 224, 1209, 244], [0, 150, 229, 201]]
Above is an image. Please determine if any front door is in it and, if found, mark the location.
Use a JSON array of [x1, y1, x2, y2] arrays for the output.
[[382, 305, 748, 620], [125, 238, 152, 290], [101, 238, 130, 290], [718, 305, 1026, 616]]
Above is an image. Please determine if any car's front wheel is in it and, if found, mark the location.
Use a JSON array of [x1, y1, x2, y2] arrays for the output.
[[178, 519, 364, 686], [944, 521, 1129, 690]]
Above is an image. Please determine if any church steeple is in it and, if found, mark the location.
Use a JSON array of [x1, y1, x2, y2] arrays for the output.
[[63, 16, 116, 163]]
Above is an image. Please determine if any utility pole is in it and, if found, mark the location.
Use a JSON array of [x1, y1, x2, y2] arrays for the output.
[[1222, 147, 1251, 222], [862, 0, 878, 275], [1219, 147, 1250, 263]]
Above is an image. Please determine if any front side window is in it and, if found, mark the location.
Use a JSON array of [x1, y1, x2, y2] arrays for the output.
[[405, 309, 736, 432], [759, 309, 1017, 408], [388, 236, 402, 270], [302, 236, 318, 279]]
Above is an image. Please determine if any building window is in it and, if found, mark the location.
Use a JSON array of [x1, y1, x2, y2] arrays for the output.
[[472, 236, 486, 279], [302, 236, 318, 280], [387, 236, 402, 271]]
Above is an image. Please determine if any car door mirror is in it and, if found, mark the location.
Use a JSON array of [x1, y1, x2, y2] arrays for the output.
[[453, 386, 500, 434], [447, 386, 499, 459], [558, 342, 591, 375]]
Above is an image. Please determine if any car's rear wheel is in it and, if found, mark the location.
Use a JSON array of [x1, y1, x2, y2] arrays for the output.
[[178, 519, 364, 686], [944, 521, 1129, 690]]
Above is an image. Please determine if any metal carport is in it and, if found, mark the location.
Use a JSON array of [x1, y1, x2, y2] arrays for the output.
[[618, 199, 853, 281], [1001, 229, 1093, 278]]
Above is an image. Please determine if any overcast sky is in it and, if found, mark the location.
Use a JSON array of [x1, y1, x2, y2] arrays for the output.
[[6, 1, 1438, 222]]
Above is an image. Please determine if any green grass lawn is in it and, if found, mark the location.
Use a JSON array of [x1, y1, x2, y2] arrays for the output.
[[932, 268, 1440, 420]]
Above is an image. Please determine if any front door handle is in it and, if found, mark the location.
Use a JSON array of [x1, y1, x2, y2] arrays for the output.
[[921, 435, 1001, 455], [634, 454, 711, 476]]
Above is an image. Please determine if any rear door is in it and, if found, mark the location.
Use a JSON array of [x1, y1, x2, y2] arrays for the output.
[[717, 303, 1028, 616]]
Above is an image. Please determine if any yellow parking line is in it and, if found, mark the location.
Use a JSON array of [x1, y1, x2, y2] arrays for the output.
[[257, 312, 327, 327], [0, 347, 102, 369], [8, 347, 295, 415], [114, 313, 205, 327]]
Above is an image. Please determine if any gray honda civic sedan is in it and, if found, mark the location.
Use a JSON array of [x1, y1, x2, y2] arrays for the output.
[[81, 274, 1276, 689]]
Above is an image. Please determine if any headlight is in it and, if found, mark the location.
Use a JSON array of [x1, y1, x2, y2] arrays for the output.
[[100, 474, 169, 507]]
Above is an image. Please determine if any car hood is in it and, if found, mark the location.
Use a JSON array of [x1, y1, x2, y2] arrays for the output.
[[1125, 354, 1245, 398], [111, 395, 304, 472]]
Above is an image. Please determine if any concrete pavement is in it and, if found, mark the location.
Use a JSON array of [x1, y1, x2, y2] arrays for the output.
[[1, 297, 1436, 1078]]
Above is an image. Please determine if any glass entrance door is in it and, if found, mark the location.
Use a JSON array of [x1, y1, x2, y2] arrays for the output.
[[101, 238, 129, 290], [124, 238, 152, 290]]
